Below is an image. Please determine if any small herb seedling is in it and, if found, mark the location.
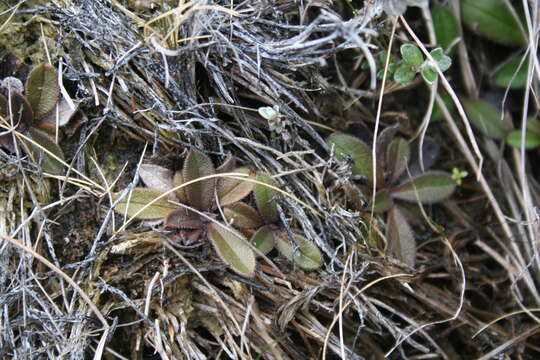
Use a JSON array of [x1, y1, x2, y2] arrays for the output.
[[452, 167, 468, 186], [394, 44, 452, 85]]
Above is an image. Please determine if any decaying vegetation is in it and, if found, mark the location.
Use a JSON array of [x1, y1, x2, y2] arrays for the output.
[[1, 0, 540, 359]]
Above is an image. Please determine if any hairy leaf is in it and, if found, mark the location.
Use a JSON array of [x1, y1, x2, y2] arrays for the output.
[[113, 188, 176, 220], [495, 56, 528, 89], [327, 133, 375, 181], [26, 127, 64, 174], [373, 190, 393, 213], [461, 0, 525, 46], [274, 231, 323, 270], [393, 63, 416, 85], [139, 164, 174, 194], [182, 150, 216, 211], [401, 44, 424, 67], [164, 208, 202, 229], [254, 173, 279, 223], [223, 202, 262, 229], [433, 6, 459, 54], [217, 167, 254, 206], [386, 137, 410, 183], [250, 225, 275, 255], [463, 99, 510, 139], [173, 171, 189, 203], [386, 206, 416, 267], [207, 222, 256, 277], [25, 64, 60, 118], [392, 171, 456, 204]]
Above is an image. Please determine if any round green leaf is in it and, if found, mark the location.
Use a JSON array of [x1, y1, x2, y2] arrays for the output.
[[250, 225, 275, 255], [327, 133, 374, 181], [113, 188, 176, 220], [25, 64, 60, 118], [494, 56, 528, 89], [400, 44, 424, 67], [432, 6, 459, 54], [274, 231, 323, 270], [207, 222, 256, 277], [392, 171, 456, 204], [421, 64, 438, 84], [393, 63, 416, 85], [461, 0, 526, 46], [430, 48, 452, 72], [463, 99, 510, 139], [254, 173, 279, 223], [506, 131, 540, 149]]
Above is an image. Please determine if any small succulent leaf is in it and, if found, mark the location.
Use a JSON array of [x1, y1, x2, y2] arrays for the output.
[[173, 171, 189, 203], [327, 133, 375, 181], [223, 202, 263, 229], [216, 153, 237, 173], [254, 173, 279, 223], [421, 64, 438, 84], [373, 190, 394, 213], [392, 171, 456, 204], [393, 63, 416, 85], [217, 167, 254, 206], [495, 56, 528, 89], [386, 206, 416, 267], [25, 64, 60, 118], [400, 44, 424, 67], [274, 231, 323, 270], [463, 99, 510, 139], [26, 127, 64, 174], [113, 188, 176, 220], [139, 164, 175, 194], [182, 150, 216, 211], [250, 225, 275, 255], [430, 48, 452, 72], [432, 6, 459, 54], [386, 137, 410, 183], [461, 0, 526, 46], [35, 97, 78, 131], [164, 208, 203, 229], [207, 222, 256, 277], [506, 131, 540, 149]]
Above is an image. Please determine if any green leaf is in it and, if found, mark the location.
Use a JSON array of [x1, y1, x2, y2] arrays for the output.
[[254, 173, 279, 223], [223, 202, 262, 229], [400, 44, 424, 67], [421, 64, 438, 84], [386, 137, 410, 183], [461, 0, 525, 46], [373, 190, 393, 213], [386, 206, 416, 267], [25, 64, 60, 118], [250, 225, 275, 255], [393, 63, 416, 85], [113, 188, 176, 220], [182, 150, 216, 211], [432, 6, 459, 54], [392, 171, 456, 204], [274, 231, 323, 270], [506, 131, 540, 149], [494, 56, 528, 89], [327, 133, 374, 181], [139, 164, 174, 194], [207, 222, 256, 277], [526, 117, 540, 135], [430, 48, 452, 72], [217, 167, 254, 206], [26, 127, 65, 174], [463, 99, 510, 139]]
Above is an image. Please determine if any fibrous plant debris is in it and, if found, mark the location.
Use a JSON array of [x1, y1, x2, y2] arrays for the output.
[[1, 0, 540, 359]]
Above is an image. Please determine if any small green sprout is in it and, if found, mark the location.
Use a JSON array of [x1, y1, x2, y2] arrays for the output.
[[394, 44, 452, 85], [452, 167, 468, 186]]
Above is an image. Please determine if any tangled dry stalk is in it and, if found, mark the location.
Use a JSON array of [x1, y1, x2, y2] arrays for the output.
[[1, 0, 540, 359]]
